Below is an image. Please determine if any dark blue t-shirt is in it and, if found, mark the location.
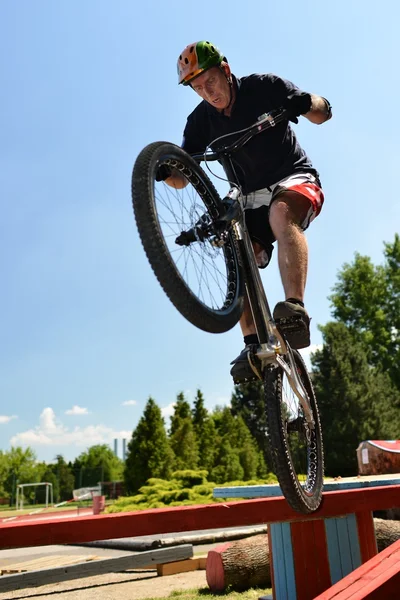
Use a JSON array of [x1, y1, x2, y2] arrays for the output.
[[181, 73, 320, 194]]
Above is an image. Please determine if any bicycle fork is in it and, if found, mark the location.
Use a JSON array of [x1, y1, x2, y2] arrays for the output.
[[233, 221, 315, 427]]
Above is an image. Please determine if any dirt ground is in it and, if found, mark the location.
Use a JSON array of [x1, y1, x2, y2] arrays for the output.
[[0, 568, 209, 600]]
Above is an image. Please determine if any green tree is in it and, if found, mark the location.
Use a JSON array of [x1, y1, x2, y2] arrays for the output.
[[211, 406, 261, 481], [54, 455, 75, 502], [74, 445, 124, 487], [0, 451, 8, 498], [170, 392, 192, 435], [4, 447, 38, 503], [124, 398, 174, 493], [312, 321, 399, 476], [192, 389, 216, 471], [211, 438, 244, 483], [330, 235, 400, 390], [231, 380, 272, 469], [170, 393, 198, 470]]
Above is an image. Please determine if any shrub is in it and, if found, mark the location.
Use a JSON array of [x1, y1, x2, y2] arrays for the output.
[[171, 470, 208, 487]]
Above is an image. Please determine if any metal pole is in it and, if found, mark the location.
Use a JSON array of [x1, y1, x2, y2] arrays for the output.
[[45, 483, 48, 508]]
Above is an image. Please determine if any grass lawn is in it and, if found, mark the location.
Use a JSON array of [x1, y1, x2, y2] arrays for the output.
[[145, 589, 272, 599]]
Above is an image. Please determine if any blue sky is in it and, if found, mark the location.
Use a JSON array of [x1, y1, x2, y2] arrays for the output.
[[1, 1, 399, 463]]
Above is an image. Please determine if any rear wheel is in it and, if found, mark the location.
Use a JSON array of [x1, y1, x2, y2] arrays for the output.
[[264, 349, 324, 513], [132, 142, 244, 333]]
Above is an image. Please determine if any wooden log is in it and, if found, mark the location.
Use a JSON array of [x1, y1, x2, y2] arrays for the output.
[[206, 534, 270, 592], [374, 518, 400, 552]]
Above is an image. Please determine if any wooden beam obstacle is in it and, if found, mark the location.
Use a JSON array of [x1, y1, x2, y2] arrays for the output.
[[0, 484, 399, 551], [213, 475, 400, 600]]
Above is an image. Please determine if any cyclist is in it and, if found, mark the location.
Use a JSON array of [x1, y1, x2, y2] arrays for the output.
[[161, 41, 332, 382]]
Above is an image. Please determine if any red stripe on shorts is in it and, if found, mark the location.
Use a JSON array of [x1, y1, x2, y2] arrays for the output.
[[285, 182, 324, 216]]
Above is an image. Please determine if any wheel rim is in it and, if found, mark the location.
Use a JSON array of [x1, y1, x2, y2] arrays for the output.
[[153, 156, 239, 313], [280, 361, 320, 496]]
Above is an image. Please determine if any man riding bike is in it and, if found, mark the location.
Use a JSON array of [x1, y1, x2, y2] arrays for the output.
[[160, 41, 332, 383]]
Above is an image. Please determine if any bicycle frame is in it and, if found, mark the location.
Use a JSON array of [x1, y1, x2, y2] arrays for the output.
[[191, 109, 314, 425]]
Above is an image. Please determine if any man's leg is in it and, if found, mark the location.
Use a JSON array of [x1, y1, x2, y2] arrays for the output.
[[269, 191, 313, 348], [268, 191, 311, 301]]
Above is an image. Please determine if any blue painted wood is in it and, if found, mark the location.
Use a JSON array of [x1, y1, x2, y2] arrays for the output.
[[346, 513, 362, 570], [325, 517, 342, 584], [212, 474, 400, 498], [269, 522, 296, 600], [324, 515, 362, 584], [336, 517, 353, 578]]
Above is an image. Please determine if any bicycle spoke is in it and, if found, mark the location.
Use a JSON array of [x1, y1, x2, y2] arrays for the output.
[[153, 170, 232, 311]]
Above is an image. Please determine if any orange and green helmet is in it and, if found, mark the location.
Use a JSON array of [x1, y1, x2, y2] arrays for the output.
[[177, 41, 225, 86]]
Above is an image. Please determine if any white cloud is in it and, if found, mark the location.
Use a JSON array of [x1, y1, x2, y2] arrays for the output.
[[65, 405, 89, 415], [161, 402, 176, 418], [10, 407, 131, 449], [121, 400, 137, 406], [0, 415, 17, 424]]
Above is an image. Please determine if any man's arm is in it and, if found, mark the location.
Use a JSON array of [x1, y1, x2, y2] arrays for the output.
[[304, 94, 332, 124]]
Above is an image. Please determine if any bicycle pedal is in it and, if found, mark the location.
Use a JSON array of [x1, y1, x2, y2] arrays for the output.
[[275, 316, 310, 350], [275, 315, 305, 330]]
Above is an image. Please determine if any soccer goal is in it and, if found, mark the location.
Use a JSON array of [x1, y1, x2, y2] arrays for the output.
[[15, 482, 54, 510]]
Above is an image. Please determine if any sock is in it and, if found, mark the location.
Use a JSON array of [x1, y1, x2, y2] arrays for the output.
[[244, 334, 259, 345], [286, 297, 304, 308]]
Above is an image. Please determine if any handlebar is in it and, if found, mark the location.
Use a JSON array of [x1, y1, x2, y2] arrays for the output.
[[191, 108, 289, 163]]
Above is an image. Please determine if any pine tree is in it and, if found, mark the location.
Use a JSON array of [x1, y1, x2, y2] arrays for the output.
[[192, 389, 216, 472], [124, 398, 174, 493], [170, 392, 192, 436], [170, 393, 198, 470]]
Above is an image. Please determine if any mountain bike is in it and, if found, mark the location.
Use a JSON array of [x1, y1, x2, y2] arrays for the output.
[[131, 108, 324, 513]]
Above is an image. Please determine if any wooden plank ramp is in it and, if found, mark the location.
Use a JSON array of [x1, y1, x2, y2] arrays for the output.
[[0, 554, 99, 575], [314, 538, 400, 599], [0, 544, 193, 592]]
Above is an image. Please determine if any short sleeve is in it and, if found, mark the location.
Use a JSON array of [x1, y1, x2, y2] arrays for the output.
[[181, 106, 209, 155], [262, 73, 306, 106]]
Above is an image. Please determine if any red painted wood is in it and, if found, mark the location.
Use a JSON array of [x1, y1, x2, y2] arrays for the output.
[[291, 520, 331, 600], [206, 542, 231, 592], [356, 510, 378, 563], [0, 485, 399, 550], [313, 539, 400, 599]]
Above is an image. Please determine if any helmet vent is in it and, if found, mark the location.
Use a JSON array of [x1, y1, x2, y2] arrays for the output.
[[190, 46, 194, 53], [185, 57, 189, 64]]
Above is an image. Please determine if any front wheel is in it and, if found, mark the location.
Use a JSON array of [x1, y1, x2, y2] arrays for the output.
[[264, 349, 324, 513], [131, 142, 244, 334]]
